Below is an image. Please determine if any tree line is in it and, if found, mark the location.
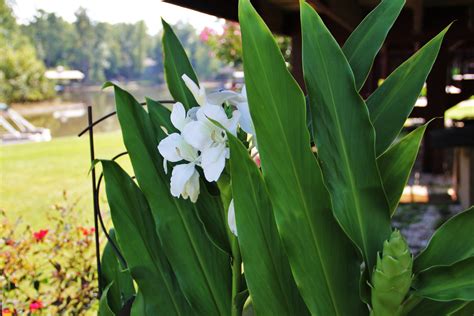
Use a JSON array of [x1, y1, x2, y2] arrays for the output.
[[0, 0, 223, 103]]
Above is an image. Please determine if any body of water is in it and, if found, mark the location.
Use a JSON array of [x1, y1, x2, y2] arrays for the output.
[[13, 84, 171, 138]]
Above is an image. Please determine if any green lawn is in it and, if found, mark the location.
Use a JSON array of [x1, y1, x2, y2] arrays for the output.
[[0, 131, 132, 228]]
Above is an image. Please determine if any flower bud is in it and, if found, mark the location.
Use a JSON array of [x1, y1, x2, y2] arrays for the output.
[[371, 230, 413, 316]]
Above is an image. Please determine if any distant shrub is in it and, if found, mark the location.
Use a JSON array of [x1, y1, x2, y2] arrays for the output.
[[0, 192, 98, 315]]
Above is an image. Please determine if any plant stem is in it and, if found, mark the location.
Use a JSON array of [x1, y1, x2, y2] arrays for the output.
[[400, 294, 423, 315], [231, 236, 242, 316]]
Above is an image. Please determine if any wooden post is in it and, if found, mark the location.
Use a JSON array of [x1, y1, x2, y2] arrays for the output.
[[423, 47, 449, 174]]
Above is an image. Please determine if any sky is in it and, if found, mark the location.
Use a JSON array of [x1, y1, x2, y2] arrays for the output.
[[10, 0, 224, 35]]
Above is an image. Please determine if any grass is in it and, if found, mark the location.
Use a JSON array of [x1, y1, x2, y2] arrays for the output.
[[0, 131, 132, 229]]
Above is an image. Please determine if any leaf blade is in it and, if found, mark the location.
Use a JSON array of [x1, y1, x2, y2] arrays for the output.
[[414, 206, 474, 273], [413, 257, 474, 301], [367, 26, 449, 155], [228, 133, 309, 316], [301, 1, 391, 270], [378, 123, 428, 214], [101, 160, 190, 315], [162, 19, 199, 109], [343, 0, 405, 90]]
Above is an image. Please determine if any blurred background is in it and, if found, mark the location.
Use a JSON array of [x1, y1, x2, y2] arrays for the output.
[[0, 0, 473, 314]]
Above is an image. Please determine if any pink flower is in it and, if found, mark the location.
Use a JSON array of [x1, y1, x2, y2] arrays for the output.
[[254, 154, 261, 168], [199, 27, 214, 42], [29, 300, 43, 312], [33, 230, 48, 242]]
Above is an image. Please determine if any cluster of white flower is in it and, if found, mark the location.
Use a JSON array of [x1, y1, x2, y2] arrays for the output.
[[158, 74, 253, 204]]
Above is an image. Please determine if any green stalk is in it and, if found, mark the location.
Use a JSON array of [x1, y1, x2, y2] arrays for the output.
[[231, 237, 242, 316], [217, 172, 243, 316]]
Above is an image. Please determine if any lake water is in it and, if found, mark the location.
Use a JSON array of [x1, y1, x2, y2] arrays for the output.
[[15, 84, 172, 138]]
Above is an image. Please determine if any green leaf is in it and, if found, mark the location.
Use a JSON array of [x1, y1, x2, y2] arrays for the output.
[[367, 26, 450, 155], [342, 0, 405, 90], [451, 301, 474, 316], [239, 1, 366, 314], [406, 299, 468, 316], [301, 0, 391, 270], [195, 180, 231, 254], [101, 160, 191, 315], [162, 19, 199, 109], [414, 206, 474, 273], [146, 97, 176, 142], [378, 123, 428, 215], [99, 283, 116, 316], [227, 133, 309, 316], [111, 84, 231, 314], [413, 257, 474, 301], [100, 229, 135, 314]]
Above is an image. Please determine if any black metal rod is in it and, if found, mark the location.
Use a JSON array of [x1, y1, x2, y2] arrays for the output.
[[95, 151, 130, 268], [77, 100, 175, 137], [88, 106, 103, 297]]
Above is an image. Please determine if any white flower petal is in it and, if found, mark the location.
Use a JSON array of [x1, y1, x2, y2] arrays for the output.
[[182, 74, 205, 106], [170, 163, 196, 198], [182, 121, 213, 150], [226, 110, 241, 135], [207, 90, 242, 105], [197, 105, 229, 125], [228, 199, 237, 237], [158, 133, 183, 162], [236, 102, 255, 135], [171, 102, 187, 131], [201, 144, 227, 182], [163, 158, 168, 174], [158, 133, 198, 163], [187, 107, 200, 121], [185, 170, 200, 203]]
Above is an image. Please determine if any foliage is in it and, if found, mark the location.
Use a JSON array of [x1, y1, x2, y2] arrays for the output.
[[20, 8, 222, 83], [97, 0, 474, 315], [0, 0, 54, 103], [201, 21, 291, 67], [0, 192, 98, 314]]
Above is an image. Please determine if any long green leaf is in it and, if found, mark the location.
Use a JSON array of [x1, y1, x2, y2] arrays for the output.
[[227, 133, 309, 316], [343, 0, 405, 90], [378, 124, 428, 215], [108, 83, 232, 315], [414, 206, 474, 273], [99, 284, 116, 316], [101, 160, 191, 315], [451, 302, 474, 316], [239, 1, 365, 314], [162, 19, 199, 109], [100, 229, 135, 314], [406, 299, 468, 316], [301, 1, 391, 270], [413, 257, 474, 301], [367, 26, 449, 155]]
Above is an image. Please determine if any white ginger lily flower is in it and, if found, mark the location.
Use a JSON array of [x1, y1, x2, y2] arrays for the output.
[[170, 163, 200, 203], [231, 86, 255, 136], [158, 103, 201, 202], [182, 105, 240, 182], [228, 199, 237, 237]]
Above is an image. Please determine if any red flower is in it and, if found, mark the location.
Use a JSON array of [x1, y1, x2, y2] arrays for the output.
[[2, 308, 14, 316], [29, 300, 43, 312], [33, 229, 48, 242], [79, 227, 95, 237], [5, 238, 14, 246]]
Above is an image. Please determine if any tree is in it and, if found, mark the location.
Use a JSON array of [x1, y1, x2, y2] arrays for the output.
[[0, 0, 54, 103]]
